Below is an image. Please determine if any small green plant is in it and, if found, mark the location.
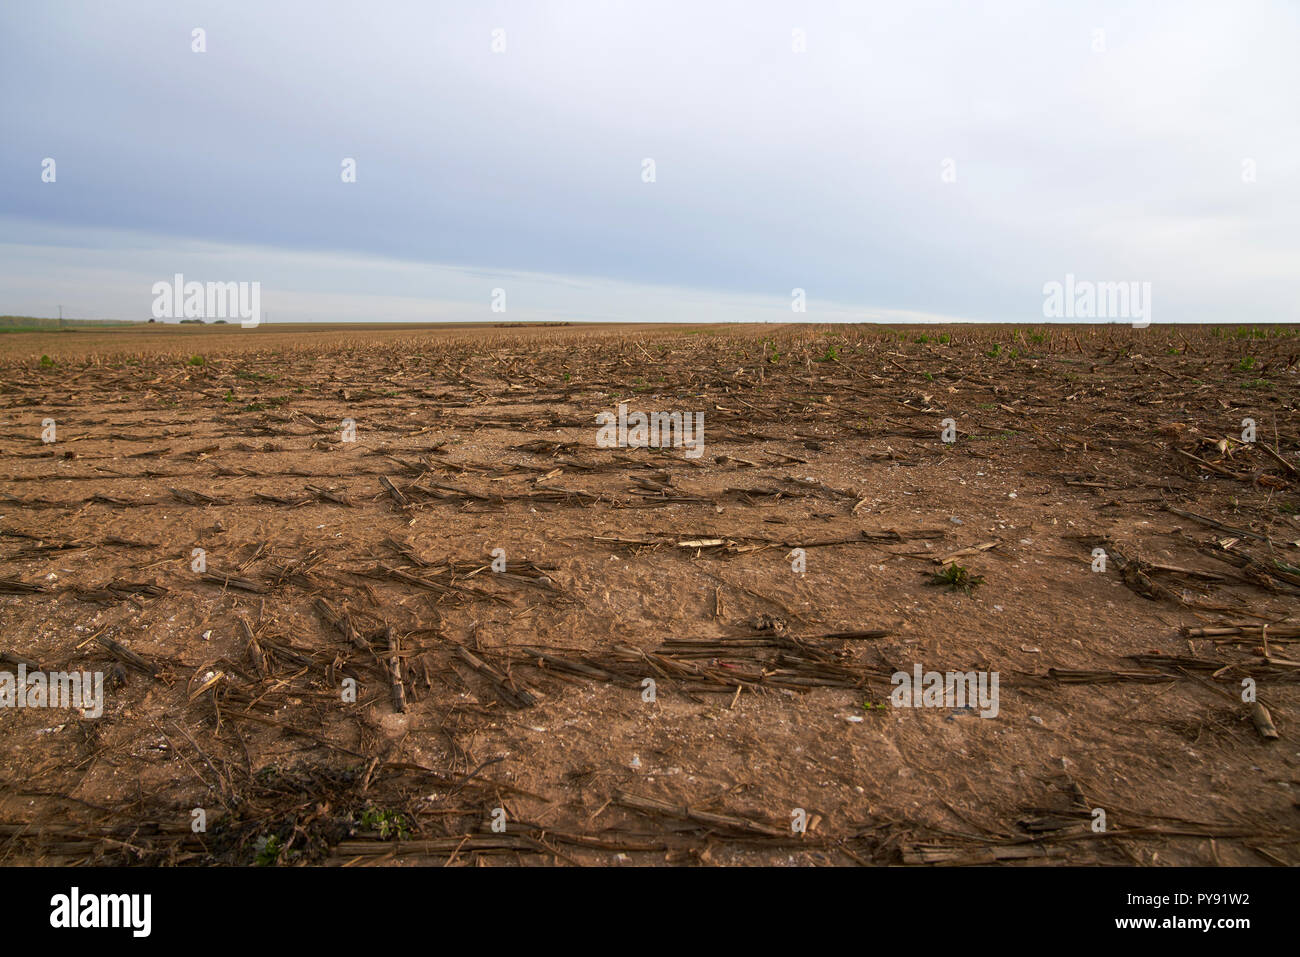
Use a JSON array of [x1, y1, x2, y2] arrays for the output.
[[38, 354, 54, 368], [360, 809, 410, 840], [188, 355, 205, 366], [937, 333, 951, 345], [1237, 355, 1257, 372], [818, 345, 840, 362], [928, 563, 984, 594], [223, 390, 234, 403], [985, 343, 1002, 358], [253, 834, 283, 866]]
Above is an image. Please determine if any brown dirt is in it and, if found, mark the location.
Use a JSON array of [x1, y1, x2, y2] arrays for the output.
[[1, 322, 1297, 866]]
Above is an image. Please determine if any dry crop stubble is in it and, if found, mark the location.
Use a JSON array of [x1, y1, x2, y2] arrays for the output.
[[0, 322, 1297, 865]]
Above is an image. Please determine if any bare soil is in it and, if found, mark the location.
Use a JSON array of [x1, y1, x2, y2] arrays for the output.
[[1, 322, 1297, 866]]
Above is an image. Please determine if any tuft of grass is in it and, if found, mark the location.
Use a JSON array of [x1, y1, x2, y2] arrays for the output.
[[928, 563, 984, 594], [187, 355, 205, 366], [38, 354, 54, 368]]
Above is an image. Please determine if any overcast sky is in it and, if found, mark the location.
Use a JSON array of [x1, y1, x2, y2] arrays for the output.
[[1, 1, 1296, 323]]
